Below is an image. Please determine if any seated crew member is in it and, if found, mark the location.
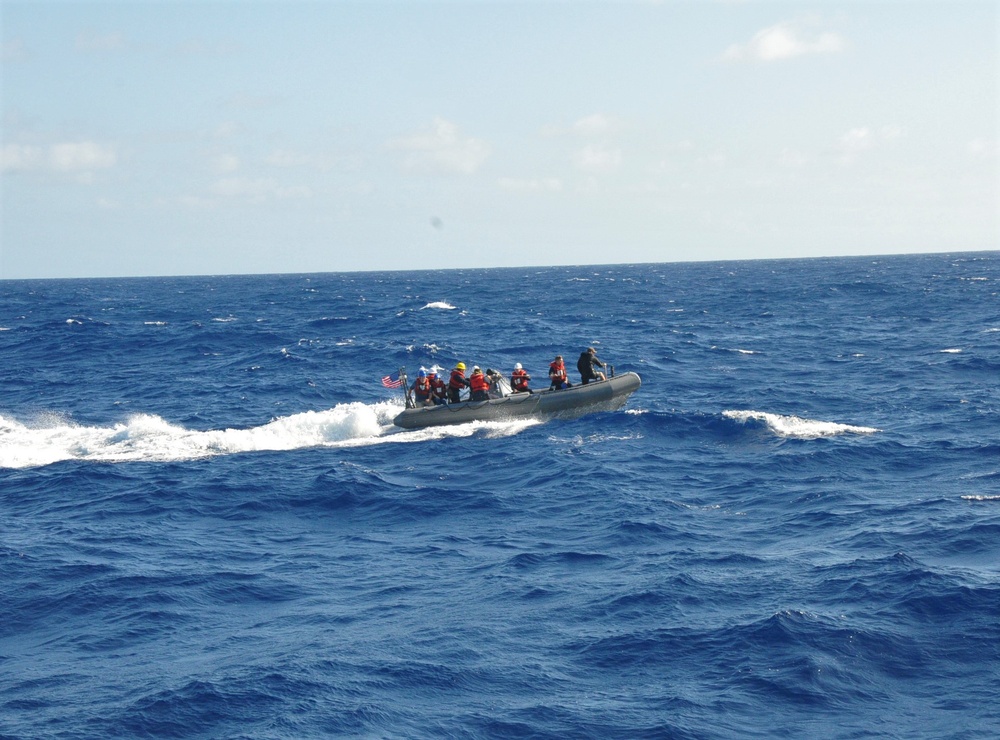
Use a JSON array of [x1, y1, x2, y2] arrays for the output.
[[485, 368, 505, 398], [548, 355, 572, 390], [411, 369, 434, 406], [468, 366, 490, 401], [510, 363, 531, 393], [448, 362, 469, 404], [428, 370, 447, 405], [576, 347, 606, 385]]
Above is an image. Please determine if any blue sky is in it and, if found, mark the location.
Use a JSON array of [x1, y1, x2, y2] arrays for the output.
[[1, 1, 997, 279]]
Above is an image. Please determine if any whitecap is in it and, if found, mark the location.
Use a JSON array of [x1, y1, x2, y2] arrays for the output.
[[961, 494, 1000, 502], [939, 348, 963, 354], [722, 409, 879, 439], [420, 301, 456, 310], [144, 321, 168, 326]]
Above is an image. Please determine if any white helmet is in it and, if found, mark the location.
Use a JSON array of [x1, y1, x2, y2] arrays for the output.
[[514, 363, 522, 370]]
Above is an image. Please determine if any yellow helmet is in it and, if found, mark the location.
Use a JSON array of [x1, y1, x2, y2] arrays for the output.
[[456, 362, 466, 370]]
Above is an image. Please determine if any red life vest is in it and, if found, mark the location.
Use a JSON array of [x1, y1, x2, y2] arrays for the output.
[[449, 369, 467, 390], [469, 372, 489, 393], [549, 361, 567, 383], [511, 368, 530, 391], [414, 376, 432, 398], [430, 377, 447, 399]]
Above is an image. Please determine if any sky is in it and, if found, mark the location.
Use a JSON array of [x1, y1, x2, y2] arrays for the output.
[[1, 0, 997, 279]]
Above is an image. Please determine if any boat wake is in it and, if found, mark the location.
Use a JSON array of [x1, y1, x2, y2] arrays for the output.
[[723, 409, 880, 439], [0, 404, 540, 469]]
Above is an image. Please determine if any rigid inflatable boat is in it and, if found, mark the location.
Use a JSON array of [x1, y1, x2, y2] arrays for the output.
[[392, 371, 641, 430]]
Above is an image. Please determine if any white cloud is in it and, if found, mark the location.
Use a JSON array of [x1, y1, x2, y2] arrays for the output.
[[574, 144, 622, 173], [211, 154, 241, 173], [572, 113, 620, 136], [49, 141, 117, 171], [778, 148, 809, 168], [837, 125, 904, 161], [209, 177, 311, 200], [265, 149, 309, 168], [390, 117, 490, 175], [839, 127, 873, 155], [497, 177, 563, 193], [968, 138, 999, 158], [76, 31, 126, 53], [1, 38, 28, 62], [542, 113, 623, 138], [700, 151, 727, 168], [724, 21, 845, 62], [212, 122, 240, 139], [1, 141, 117, 173], [225, 93, 281, 110], [880, 125, 903, 142], [0, 143, 43, 172], [173, 39, 241, 58], [264, 148, 340, 171]]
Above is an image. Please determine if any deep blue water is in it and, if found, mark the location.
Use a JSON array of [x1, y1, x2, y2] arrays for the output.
[[2, 252, 998, 738]]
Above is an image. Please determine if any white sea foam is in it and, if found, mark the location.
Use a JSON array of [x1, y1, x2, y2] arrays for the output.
[[939, 348, 963, 353], [420, 301, 456, 310], [723, 410, 880, 439], [961, 494, 1000, 502], [0, 403, 539, 469]]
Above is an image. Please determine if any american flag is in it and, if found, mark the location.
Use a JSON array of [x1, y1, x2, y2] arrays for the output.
[[381, 371, 403, 389]]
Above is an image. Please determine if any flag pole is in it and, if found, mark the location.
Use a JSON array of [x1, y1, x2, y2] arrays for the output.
[[399, 367, 413, 408]]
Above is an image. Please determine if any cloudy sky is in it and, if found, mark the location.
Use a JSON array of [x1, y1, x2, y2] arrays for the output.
[[1, 1, 997, 279]]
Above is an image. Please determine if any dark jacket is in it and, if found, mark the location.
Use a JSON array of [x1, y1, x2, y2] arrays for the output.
[[577, 351, 605, 382]]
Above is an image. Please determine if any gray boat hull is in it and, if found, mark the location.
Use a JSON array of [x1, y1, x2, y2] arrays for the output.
[[392, 372, 641, 429]]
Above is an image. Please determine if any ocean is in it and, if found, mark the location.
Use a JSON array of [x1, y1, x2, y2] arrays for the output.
[[1, 252, 998, 738]]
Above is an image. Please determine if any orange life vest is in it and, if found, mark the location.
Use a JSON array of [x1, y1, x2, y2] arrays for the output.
[[449, 369, 467, 390], [469, 372, 489, 393]]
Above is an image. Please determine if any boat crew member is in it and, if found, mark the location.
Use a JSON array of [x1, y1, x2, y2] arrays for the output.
[[428, 370, 447, 405], [511, 363, 531, 393], [411, 369, 434, 406], [448, 362, 469, 403], [548, 355, 571, 390], [485, 368, 505, 398], [468, 366, 490, 401], [577, 347, 606, 385]]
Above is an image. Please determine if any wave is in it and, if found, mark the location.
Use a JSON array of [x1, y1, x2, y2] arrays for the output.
[[0, 404, 540, 469], [420, 301, 456, 310], [722, 410, 880, 439]]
